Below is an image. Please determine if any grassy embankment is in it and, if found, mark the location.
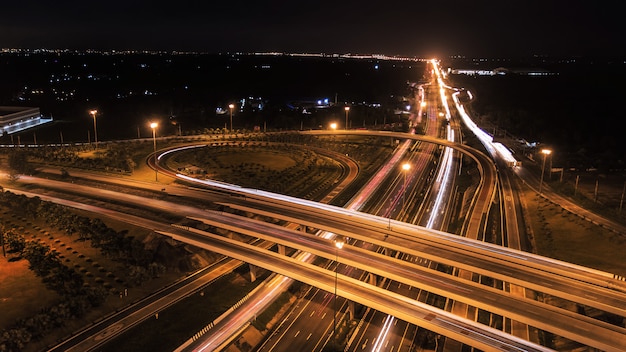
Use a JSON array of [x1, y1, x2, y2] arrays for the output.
[[523, 184, 626, 277]]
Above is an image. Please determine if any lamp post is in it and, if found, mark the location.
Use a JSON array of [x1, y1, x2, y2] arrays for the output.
[[89, 109, 98, 149], [333, 238, 344, 339], [150, 122, 158, 182], [539, 149, 551, 195], [228, 104, 235, 132], [402, 162, 411, 214], [344, 106, 350, 130]]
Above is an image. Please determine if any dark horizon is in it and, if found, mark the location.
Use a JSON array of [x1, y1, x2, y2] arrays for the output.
[[2, 1, 625, 59]]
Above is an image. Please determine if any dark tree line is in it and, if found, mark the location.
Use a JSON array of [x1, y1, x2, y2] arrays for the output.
[[6, 143, 138, 177], [0, 191, 165, 274], [0, 229, 108, 351]]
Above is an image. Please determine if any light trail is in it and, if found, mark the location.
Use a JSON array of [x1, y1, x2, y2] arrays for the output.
[[349, 140, 412, 211], [178, 91, 423, 351], [371, 315, 395, 352], [169, 63, 506, 351], [179, 129, 415, 350], [370, 59, 458, 350], [452, 92, 518, 167]]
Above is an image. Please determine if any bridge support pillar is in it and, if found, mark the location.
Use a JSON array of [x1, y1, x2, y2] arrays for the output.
[[248, 263, 259, 282], [367, 272, 377, 286], [346, 301, 356, 321], [381, 247, 398, 257]]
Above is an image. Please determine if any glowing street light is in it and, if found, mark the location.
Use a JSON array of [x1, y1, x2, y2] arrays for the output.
[[539, 149, 552, 195], [89, 109, 98, 149], [228, 104, 235, 132], [402, 162, 411, 215], [330, 122, 337, 130], [150, 122, 159, 182], [344, 106, 350, 130], [333, 238, 344, 338]]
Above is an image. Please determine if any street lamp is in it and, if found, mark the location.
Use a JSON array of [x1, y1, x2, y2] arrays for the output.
[[228, 104, 235, 132], [539, 149, 551, 195], [330, 122, 337, 130], [344, 106, 350, 130], [402, 162, 411, 214], [333, 238, 344, 339], [89, 109, 98, 149], [150, 122, 158, 182]]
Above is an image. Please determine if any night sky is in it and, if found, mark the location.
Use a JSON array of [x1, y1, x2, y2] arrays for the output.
[[1, 1, 625, 58]]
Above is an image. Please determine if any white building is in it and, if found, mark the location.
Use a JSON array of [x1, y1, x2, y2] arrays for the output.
[[0, 106, 52, 135]]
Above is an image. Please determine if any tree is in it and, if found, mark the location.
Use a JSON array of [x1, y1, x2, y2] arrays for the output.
[[0, 224, 5, 257], [47, 265, 83, 295], [130, 239, 152, 266], [4, 230, 25, 256], [7, 150, 33, 176], [76, 217, 92, 241], [0, 327, 32, 351], [125, 158, 136, 172], [23, 242, 59, 277], [67, 296, 90, 318], [128, 266, 150, 286], [83, 286, 108, 307], [147, 262, 166, 278], [49, 302, 72, 327]]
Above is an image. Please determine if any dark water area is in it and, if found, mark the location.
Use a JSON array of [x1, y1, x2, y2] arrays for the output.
[[0, 53, 426, 144], [449, 61, 626, 170]]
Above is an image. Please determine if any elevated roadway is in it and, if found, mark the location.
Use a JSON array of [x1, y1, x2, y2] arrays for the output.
[[161, 226, 554, 352], [13, 172, 626, 351], [8, 128, 625, 351], [217, 196, 626, 314], [150, 132, 625, 350], [7, 177, 554, 352], [182, 210, 626, 351]]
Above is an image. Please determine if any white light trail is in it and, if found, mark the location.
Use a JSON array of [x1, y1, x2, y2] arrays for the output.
[[452, 92, 519, 167], [425, 61, 457, 237], [371, 315, 395, 352], [168, 63, 513, 351], [370, 59, 458, 350]]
